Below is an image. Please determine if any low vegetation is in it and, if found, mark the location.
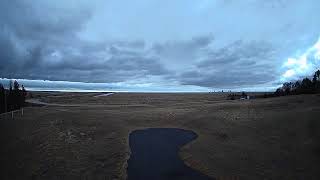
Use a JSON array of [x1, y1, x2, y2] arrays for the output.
[[275, 69, 320, 96], [0, 80, 27, 114], [227, 91, 249, 100], [226, 69, 320, 100]]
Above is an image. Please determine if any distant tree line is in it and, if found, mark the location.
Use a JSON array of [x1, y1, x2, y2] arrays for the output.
[[274, 69, 320, 96], [228, 69, 320, 100], [227, 91, 249, 100], [0, 80, 27, 114]]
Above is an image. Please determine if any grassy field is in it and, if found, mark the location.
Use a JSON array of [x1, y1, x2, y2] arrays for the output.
[[1, 92, 320, 180]]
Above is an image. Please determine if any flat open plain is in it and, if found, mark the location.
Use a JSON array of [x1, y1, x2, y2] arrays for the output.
[[1, 92, 320, 180]]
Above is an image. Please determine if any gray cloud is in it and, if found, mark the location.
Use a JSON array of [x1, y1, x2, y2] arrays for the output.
[[198, 40, 275, 68], [178, 40, 278, 88], [0, 40, 170, 83], [1, 0, 319, 91], [150, 36, 214, 69], [0, 0, 170, 84]]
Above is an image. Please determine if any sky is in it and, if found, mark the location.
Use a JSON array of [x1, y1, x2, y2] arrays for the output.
[[0, 0, 320, 92]]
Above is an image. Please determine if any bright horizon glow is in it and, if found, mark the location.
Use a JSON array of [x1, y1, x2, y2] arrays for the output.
[[283, 69, 296, 78], [0, 78, 277, 92], [281, 37, 320, 81]]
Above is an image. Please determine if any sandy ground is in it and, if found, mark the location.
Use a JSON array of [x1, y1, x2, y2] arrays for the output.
[[1, 92, 320, 180]]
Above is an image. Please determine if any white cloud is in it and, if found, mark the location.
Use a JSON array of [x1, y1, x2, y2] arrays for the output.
[[281, 38, 320, 82], [282, 69, 295, 78]]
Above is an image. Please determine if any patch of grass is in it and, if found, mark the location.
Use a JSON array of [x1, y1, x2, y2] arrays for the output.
[[308, 119, 320, 156]]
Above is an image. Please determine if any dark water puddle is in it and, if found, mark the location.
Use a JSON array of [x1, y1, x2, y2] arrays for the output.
[[127, 128, 213, 180]]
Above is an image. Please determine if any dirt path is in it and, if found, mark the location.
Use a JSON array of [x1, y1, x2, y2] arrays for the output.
[[26, 99, 81, 107], [26, 98, 151, 108], [93, 93, 115, 97]]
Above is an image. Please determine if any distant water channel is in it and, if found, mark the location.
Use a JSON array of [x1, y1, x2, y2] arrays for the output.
[[127, 128, 213, 180]]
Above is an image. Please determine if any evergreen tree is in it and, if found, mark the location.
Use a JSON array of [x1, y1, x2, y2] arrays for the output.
[[13, 80, 20, 109], [313, 70, 320, 92], [301, 78, 313, 93], [293, 81, 301, 94], [0, 84, 5, 113], [22, 85, 27, 106], [8, 81, 13, 111], [275, 69, 320, 96], [282, 82, 293, 95], [0, 80, 27, 114]]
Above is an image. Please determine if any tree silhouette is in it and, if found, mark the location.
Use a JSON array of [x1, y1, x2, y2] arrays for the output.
[[0, 80, 27, 114], [301, 78, 313, 93], [282, 82, 293, 95], [313, 70, 320, 92], [274, 69, 320, 96], [0, 84, 5, 113], [22, 85, 27, 105]]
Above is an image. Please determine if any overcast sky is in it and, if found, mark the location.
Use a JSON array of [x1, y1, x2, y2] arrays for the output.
[[1, 0, 320, 91]]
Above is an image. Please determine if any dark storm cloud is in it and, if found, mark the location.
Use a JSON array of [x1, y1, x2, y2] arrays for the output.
[[0, 31, 17, 70], [0, 0, 92, 77], [198, 40, 274, 68], [152, 36, 214, 53], [0, 40, 169, 82], [0, 0, 170, 84], [0, 0, 91, 39], [1, 0, 319, 91], [180, 71, 275, 88], [178, 40, 278, 88], [151, 36, 214, 63]]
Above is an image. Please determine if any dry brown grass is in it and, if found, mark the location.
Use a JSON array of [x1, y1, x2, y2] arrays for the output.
[[1, 92, 320, 180]]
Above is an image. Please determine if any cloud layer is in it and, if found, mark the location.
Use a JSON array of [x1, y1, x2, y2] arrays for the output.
[[1, 0, 320, 91]]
